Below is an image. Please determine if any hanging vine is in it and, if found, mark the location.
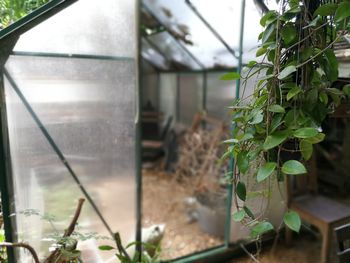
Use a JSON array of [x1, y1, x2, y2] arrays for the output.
[[222, 0, 350, 237]]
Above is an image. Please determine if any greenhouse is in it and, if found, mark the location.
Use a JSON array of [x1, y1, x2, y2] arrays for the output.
[[0, 0, 350, 262]]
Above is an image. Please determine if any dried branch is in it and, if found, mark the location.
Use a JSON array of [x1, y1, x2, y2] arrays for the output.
[[0, 242, 40, 263]]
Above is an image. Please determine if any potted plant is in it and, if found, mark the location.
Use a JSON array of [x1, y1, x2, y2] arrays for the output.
[[221, 0, 350, 238]]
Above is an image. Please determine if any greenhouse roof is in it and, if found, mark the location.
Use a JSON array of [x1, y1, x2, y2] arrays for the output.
[[0, 0, 77, 43], [141, 0, 269, 72]]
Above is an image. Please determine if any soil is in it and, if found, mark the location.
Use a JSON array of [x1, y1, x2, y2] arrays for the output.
[[142, 167, 340, 263], [142, 167, 223, 260]]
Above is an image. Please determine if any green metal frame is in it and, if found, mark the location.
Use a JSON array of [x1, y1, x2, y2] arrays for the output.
[[136, 0, 143, 254], [11, 51, 133, 61], [0, 67, 15, 262]]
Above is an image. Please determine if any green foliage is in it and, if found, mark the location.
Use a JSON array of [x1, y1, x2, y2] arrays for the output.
[[99, 238, 161, 263], [224, 0, 350, 238], [251, 221, 274, 238], [220, 72, 240, 80], [0, 0, 50, 29], [257, 162, 277, 182], [282, 160, 307, 175], [233, 210, 246, 222], [283, 211, 301, 233]]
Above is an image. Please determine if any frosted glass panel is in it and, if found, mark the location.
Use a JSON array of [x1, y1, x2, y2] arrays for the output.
[[5, 72, 132, 262], [179, 74, 202, 126], [207, 73, 235, 121], [2, 0, 137, 261], [159, 73, 177, 123], [14, 0, 136, 57], [5, 55, 136, 242]]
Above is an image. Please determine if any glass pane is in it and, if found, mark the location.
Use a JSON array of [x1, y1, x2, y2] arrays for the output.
[[143, 0, 237, 68], [3, 0, 137, 260], [179, 74, 203, 126], [206, 72, 236, 121], [142, 38, 169, 70], [14, 0, 136, 57], [148, 32, 202, 70], [5, 55, 136, 246], [142, 60, 159, 109], [159, 73, 177, 124]]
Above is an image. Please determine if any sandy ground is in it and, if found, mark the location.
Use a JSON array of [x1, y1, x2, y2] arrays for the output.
[[142, 168, 223, 260]]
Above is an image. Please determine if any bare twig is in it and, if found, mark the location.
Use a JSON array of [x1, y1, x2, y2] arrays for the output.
[[0, 242, 40, 263]]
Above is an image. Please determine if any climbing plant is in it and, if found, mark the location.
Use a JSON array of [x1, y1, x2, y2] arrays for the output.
[[222, 0, 350, 237]]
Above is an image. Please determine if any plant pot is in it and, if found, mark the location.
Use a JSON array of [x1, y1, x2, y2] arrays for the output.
[[196, 191, 226, 238]]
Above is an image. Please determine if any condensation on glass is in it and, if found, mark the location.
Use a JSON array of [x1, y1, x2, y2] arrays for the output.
[[3, 0, 137, 261]]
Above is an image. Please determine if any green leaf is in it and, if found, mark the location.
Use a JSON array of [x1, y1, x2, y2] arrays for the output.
[[262, 23, 275, 44], [305, 133, 325, 144], [305, 16, 320, 28], [237, 151, 249, 174], [319, 91, 328, 105], [269, 104, 285, 113], [243, 206, 255, 219], [249, 109, 264, 125], [283, 211, 301, 233], [293, 127, 318, 138], [236, 181, 246, 201], [238, 133, 254, 142], [99, 245, 115, 251], [247, 60, 257, 68], [300, 140, 313, 160], [260, 11, 277, 27], [343, 84, 350, 97], [257, 162, 277, 182], [251, 221, 274, 238], [287, 86, 302, 101], [220, 72, 240, 80], [256, 47, 267, 57], [326, 88, 343, 96], [314, 3, 338, 17], [335, 2, 350, 22], [233, 210, 246, 222], [278, 66, 297, 80], [282, 160, 307, 175], [263, 130, 289, 150], [324, 49, 338, 82], [281, 24, 297, 45], [270, 113, 284, 133], [223, 138, 238, 144]]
